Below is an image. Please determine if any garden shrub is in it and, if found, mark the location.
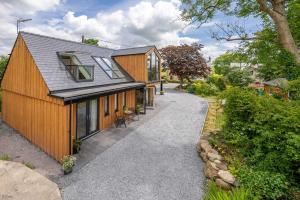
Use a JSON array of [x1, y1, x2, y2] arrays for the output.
[[287, 77, 300, 100], [237, 167, 288, 200], [208, 74, 227, 91], [226, 69, 253, 87], [187, 80, 218, 96], [220, 87, 300, 199]]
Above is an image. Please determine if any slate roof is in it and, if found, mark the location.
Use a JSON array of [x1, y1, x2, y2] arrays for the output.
[[112, 46, 155, 56], [20, 32, 149, 92]]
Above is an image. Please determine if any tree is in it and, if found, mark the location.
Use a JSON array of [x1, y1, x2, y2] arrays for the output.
[[0, 55, 8, 80], [181, 0, 300, 64], [227, 68, 253, 87], [160, 43, 210, 87], [83, 38, 99, 46], [213, 52, 247, 75]]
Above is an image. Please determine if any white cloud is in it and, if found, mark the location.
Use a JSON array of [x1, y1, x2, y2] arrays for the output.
[[0, 0, 240, 60], [0, 0, 61, 55], [202, 40, 240, 60]]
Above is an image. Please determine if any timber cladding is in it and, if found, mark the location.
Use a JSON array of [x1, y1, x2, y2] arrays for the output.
[[114, 54, 146, 82], [1, 35, 70, 161], [1, 34, 139, 162]]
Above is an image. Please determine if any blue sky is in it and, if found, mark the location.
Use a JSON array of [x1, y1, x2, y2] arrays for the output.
[[0, 0, 262, 60]]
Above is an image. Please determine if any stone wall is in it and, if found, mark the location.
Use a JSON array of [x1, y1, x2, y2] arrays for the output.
[[198, 135, 237, 189]]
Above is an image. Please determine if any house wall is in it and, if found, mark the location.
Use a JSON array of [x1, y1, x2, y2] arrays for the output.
[[113, 54, 146, 82], [70, 89, 136, 144], [1, 35, 70, 161]]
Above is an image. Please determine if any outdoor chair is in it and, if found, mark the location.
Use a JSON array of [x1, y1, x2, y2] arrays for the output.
[[115, 113, 126, 128]]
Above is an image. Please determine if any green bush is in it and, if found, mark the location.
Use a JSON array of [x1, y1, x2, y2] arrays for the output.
[[221, 87, 300, 198], [287, 78, 300, 100], [227, 69, 253, 87], [187, 80, 218, 96], [237, 167, 288, 199], [204, 181, 255, 200], [208, 74, 227, 91]]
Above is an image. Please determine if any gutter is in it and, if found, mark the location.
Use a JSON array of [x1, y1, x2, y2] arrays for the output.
[[51, 84, 145, 104]]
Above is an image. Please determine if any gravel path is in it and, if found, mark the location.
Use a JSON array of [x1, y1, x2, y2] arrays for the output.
[[62, 85, 208, 200]]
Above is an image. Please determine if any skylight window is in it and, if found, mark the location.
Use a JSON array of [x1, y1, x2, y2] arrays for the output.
[[93, 57, 125, 79], [58, 53, 94, 82]]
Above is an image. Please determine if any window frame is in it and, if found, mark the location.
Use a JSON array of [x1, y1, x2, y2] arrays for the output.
[[104, 96, 109, 116], [114, 93, 119, 112], [147, 51, 160, 82], [57, 53, 94, 82], [92, 56, 124, 79], [122, 92, 126, 108]]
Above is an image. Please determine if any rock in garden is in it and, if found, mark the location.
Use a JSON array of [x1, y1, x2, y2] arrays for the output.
[[200, 140, 213, 153], [215, 161, 227, 170], [204, 162, 218, 179], [215, 178, 231, 190], [207, 152, 222, 161], [207, 148, 218, 155], [218, 170, 235, 185], [207, 161, 218, 170], [200, 152, 208, 162]]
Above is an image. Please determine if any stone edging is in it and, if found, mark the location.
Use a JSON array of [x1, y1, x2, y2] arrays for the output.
[[197, 137, 237, 189]]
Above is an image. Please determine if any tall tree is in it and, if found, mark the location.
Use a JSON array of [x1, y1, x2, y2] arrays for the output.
[[160, 43, 210, 87], [181, 0, 300, 64], [0, 55, 8, 80], [83, 38, 99, 46]]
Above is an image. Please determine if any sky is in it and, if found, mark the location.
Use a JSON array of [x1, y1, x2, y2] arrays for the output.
[[0, 0, 262, 60]]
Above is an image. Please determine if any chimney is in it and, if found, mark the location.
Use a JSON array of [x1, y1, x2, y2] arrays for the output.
[[81, 35, 85, 43]]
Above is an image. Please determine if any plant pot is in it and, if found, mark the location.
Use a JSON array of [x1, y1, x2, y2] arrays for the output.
[[64, 168, 73, 175], [160, 91, 164, 95]]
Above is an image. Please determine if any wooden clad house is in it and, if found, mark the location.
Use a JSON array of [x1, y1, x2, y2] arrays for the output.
[[1, 32, 161, 161]]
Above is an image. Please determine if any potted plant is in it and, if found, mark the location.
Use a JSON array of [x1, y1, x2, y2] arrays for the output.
[[135, 104, 142, 120], [73, 139, 82, 154], [160, 90, 164, 95], [122, 105, 127, 112], [61, 155, 76, 175]]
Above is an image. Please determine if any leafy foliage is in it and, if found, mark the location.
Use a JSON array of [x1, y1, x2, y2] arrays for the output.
[[237, 167, 288, 199], [187, 80, 218, 96], [221, 87, 300, 193], [83, 38, 99, 46], [160, 43, 210, 86], [207, 74, 227, 91], [287, 78, 300, 100], [0, 55, 8, 80], [204, 181, 254, 200], [226, 69, 253, 87]]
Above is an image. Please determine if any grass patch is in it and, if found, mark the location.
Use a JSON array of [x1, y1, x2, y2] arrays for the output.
[[23, 161, 35, 169], [204, 181, 255, 200], [203, 97, 224, 133], [0, 154, 12, 161]]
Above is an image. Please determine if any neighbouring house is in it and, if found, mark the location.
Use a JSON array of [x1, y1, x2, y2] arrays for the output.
[[263, 78, 289, 100], [0, 32, 161, 161]]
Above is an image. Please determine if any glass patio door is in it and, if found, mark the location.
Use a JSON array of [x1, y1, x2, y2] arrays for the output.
[[77, 98, 99, 139]]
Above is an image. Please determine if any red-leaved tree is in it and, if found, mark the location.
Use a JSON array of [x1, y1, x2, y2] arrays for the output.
[[160, 43, 210, 87]]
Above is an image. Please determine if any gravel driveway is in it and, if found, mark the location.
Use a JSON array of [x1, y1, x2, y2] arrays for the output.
[[62, 84, 208, 200]]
